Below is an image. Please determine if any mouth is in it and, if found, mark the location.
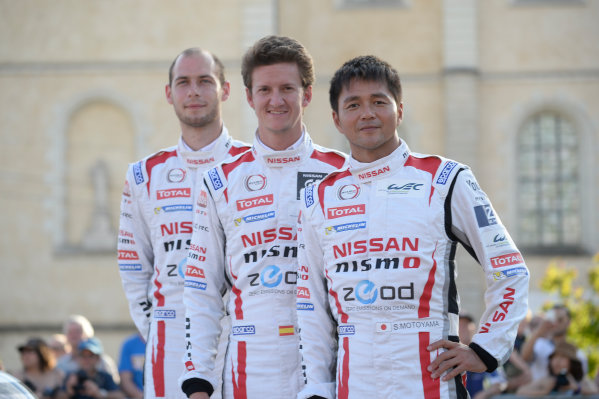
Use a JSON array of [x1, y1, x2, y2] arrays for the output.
[[359, 124, 381, 132], [185, 103, 206, 109], [267, 109, 288, 115]]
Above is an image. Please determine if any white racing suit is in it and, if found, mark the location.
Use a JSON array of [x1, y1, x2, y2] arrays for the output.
[[296, 141, 529, 399], [118, 129, 249, 398], [180, 132, 346, 399]]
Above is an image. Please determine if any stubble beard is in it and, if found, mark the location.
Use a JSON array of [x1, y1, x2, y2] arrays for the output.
[[176, 103, 219, 129]]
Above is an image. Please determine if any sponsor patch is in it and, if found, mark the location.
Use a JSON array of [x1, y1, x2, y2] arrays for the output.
[[167, 168, 186, 183], [482, 229, 511, 250], [436, 161, 458, 185], [490, 252, 524, 268], [297, 287, 310, 299], [236, 194, 274, 211], [304, 185, 315, 208], [154, 204, 193, 214], [325, 221, 367, 235], [474, 204, 497, 228], [118, 250, 139, 260], [376, 180, 425, 198], [297, 302, 315, 311], [338, 184, 360, 200], [234, 211, 275, 226], [338, 325, 356, 336], [244, 174, 267, 191], [357, 165, 391, 181], [297, 172, 327, 200], [327, 204, 366, 219], [376, 319, 441, 333], [208, 168, 223, 190], [185, 265, 206, 278], [265, 155, 301, 165], [157, 188, 191, 200], [133, 162, 144, 184], [119, 263, 142, 271], [493, 267, 529, 280], [184, 280, 207, 290], [154, 309, 176, 319], [232, 325, 256, 336]]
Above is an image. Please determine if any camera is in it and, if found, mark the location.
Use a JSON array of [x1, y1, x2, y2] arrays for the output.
[[74, 370, 89, 394]]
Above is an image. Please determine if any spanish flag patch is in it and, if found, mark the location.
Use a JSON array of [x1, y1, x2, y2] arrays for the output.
[[279, 325, 294, 336]]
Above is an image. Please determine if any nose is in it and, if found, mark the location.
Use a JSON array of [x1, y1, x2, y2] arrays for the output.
[[269, 89, 285, 106], [189, 81, 202, 96], [360, 105, 376, 119]]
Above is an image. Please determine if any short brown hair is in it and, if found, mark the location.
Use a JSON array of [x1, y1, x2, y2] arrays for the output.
[[241, 35, 314, 90], [168, 48, 225, 86]]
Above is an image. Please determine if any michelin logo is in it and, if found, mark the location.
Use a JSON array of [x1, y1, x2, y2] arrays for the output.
[[493, 267, 529, 280], [119, 263, 142, 271], [235, 211, 276, 226], [133, 162, 144, 184], [184, 280, 207, 290], [326, 221, 366, 235], [208, 168, 223, 190], [436, 161, 457, 185], [297, 302, 315, 311]]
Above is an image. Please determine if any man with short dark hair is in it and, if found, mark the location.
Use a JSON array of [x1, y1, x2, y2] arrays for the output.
[[180, 36, 346, 399], [118, 48, 249, 399], [296, 55, 529, 398]]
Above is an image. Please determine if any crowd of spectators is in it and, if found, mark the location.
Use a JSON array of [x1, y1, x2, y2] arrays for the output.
[[463, 304, 598, 398], [2, 314, 144, 399], [2, 306, 598, 398]]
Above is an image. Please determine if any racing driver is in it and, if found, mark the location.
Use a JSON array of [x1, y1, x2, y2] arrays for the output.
[[296, 55, 529, 398], [180, 36, 346, 399], [117, 48, 249, 399]]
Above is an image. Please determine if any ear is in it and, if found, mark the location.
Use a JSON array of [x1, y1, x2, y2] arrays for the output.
[[396, 102, 404, 125], [332, 110, 343, 134], [302, 86, 312, 107], [221, 81, 231, 102], [165, 84, 173, 105], [245, 87, 255, 109]]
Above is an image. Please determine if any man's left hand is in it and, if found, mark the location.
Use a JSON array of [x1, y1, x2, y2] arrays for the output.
[[427, 339, 486, 381]]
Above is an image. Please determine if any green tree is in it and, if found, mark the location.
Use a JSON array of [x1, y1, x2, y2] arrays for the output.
[[539, 253, 599, 377]]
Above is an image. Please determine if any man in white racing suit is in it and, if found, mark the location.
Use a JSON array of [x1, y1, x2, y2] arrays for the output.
[[296, 55, 529, 399], [180, 36, 346, 399], [118, 48, 249, 399]]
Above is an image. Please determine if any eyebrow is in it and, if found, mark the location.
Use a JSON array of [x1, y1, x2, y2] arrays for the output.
[[342, 92, 390, 104], [175, 74, 215, 82]]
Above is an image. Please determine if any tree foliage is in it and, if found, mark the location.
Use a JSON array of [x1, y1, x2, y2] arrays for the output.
[[540, 253, 599, 377]]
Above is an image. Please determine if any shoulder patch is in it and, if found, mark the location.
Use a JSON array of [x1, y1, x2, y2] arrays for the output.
[[304, 184, 315, 208], [133, 161, 144, 184], [436, 161, 458, 185], [207, 167, 224, 191]]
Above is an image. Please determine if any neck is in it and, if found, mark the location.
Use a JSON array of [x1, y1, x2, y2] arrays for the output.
[[181, 121, 223, 151], [257, 127, 302, 151], [351, 138, 401, 163]]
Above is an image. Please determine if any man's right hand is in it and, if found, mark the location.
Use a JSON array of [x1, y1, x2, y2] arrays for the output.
[[189, 393, 210, 399]]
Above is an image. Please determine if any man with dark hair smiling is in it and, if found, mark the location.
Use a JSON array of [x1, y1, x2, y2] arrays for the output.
[[296, 55, 529, 399]]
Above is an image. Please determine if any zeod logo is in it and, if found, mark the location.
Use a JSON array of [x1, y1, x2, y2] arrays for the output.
[[355, 280, 377, 304]]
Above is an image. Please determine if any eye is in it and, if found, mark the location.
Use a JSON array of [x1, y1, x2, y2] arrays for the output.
[[345, 103, 359, 110]]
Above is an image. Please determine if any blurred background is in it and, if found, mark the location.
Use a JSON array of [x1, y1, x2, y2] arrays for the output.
[[1, 0, 597, 373]]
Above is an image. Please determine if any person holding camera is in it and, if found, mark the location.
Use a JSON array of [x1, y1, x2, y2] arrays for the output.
[[57, 338, 124, 399], [517, 342, 598, 396]]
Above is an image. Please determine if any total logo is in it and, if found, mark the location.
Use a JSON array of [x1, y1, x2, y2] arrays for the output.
[[327, 204, 366, 219], [157, 188, 191, 200], [237, 194, 274, 211], [343, 280, 414, 304], [490, 252, 524, 268], [337, 184, 360, 200], [244, 174, 267, 191], [248, 265, 297, 288]]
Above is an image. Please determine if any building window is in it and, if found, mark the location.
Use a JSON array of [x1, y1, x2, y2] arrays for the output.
[[517, 112, 582, 253]]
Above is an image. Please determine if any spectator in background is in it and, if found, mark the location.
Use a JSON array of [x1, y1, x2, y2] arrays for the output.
[[117, 333, 145, 399], [517, 341, 598, 396], [57, 338, 124, 399], [56, 315, 119, 385], [521, 304, 588, 381], [49, 334, 71, 363], [11, 337, 64, 399]]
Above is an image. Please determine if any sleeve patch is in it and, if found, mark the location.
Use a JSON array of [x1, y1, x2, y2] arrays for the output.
[[133, 162, 145, 184], [208, 168, 224, 190], [304, 184, 315, 208], [436, 161, 457, 185]]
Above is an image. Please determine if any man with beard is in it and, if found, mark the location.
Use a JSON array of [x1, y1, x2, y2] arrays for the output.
[[117, 48, 249, 399]]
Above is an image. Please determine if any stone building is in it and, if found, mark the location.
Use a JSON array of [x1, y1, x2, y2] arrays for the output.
[[1, 0, 597, 371]]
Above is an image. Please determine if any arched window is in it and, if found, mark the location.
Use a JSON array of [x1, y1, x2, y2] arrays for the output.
[[517, 112, 582, 253]]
